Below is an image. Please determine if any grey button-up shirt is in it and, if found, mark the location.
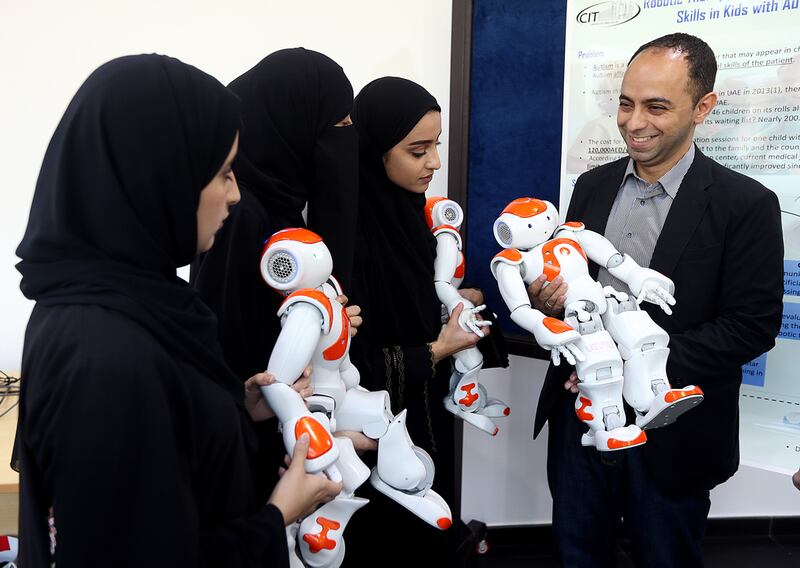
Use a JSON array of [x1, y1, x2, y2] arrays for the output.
[[597, 144, 695, 294]]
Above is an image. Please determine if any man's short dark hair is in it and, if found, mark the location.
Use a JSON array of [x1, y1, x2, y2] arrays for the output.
[[629, 33, 717, 104]]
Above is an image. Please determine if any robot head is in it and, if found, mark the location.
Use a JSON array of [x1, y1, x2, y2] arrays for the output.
[[493, 198, 559, 250], [425, 197, 464, 230], [260, 228, 333, 294]]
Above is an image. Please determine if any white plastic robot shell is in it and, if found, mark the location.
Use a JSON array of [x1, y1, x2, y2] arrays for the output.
[[433, 225, 463, 249], [260, 228, 333, 293], [493, 198, 559, 250], [425, 196, 464, 230]]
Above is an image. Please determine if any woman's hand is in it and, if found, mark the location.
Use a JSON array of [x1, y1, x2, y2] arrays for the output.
[[334, 430, 378, 453], [336, 294, 363, 337], [527, 274, 568, 316], [430, 303, 485, 364], [245, 367, 313, 421], [268, 434, 343, 525]]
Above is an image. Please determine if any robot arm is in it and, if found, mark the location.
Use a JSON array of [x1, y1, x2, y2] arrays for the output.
[[494, 262, 584, 366], [433, 230, 490, 337], [608, 255, 675, 313], [268, 302, 323, 386], [263, 302, 340, 476], [558, 225, 676, 313]]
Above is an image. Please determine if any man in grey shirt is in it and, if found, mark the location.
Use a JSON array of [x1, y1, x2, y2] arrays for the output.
[[529, 33, 784, 567]]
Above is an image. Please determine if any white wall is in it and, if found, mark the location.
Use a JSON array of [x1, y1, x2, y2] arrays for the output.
[[0, 0, 452, 371], [460, 355, 800, 526]]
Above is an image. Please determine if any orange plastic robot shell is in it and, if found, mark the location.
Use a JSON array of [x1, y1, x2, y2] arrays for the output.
[[500, 197, 549, 218], [264, 227, 323, 250], [425, 196, 447, 229]]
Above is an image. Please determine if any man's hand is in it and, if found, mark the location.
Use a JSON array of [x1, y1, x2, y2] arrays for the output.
[[268, 434, 343, 525], [564, 370, 579, 394], [245, 367, 313, 421], [528, 274, 568, 316]]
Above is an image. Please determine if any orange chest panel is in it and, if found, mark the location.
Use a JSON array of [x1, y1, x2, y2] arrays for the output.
[[322, 307, 350, 361], [454, 253, 466, 279], [538, 238, 588, 282]]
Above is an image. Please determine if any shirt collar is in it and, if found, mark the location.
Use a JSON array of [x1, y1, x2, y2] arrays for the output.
[[620, 144, 696, 199]]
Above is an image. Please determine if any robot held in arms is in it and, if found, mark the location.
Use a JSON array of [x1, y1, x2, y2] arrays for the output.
[[425, 197, 510, 436], [490, 198, 703, 452], [259, 228, 452, 568]]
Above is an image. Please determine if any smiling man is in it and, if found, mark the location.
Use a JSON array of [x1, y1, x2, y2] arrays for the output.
[[529, 33, 784, 567]]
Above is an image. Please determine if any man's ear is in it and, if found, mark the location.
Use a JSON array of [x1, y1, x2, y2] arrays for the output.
[[694, 91, 718, 124]]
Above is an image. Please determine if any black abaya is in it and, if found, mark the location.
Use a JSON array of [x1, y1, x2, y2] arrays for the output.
[[16, 55, 286, 567], [345, 77, 459, 567], [190, 49, 358, 500]]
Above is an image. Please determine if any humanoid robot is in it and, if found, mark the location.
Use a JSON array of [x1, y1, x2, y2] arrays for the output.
[[425, 197, 510, 436], [259, 228, 452, 568], [490, 198, 703, 452], [0, 535, 18, 566]]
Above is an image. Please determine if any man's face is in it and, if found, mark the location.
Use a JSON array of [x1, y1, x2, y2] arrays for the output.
[[617, 48, 711, 177]]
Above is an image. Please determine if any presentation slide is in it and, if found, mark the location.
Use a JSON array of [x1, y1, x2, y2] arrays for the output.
[[560, 0, 800, 474]]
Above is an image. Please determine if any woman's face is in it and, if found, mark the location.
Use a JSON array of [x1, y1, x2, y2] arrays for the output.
[[196, 134, 240, 254], [383, 110, 442, 194]]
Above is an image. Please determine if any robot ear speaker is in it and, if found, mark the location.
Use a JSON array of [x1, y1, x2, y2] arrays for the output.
[[267, 250, 298, 284], [442, 204, 462, 226], [495, 222, 513, 246]]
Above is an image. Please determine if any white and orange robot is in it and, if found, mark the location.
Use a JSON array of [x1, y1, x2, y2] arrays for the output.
[[490, 198, 703, 452], [425, 197, 510, 436], [259, 228, 452, 568]]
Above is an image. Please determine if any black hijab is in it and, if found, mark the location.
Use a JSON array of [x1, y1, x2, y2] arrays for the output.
[[351, 77, 443, 346], [16, 54, 243, 402], [228, 48, 358, 289]]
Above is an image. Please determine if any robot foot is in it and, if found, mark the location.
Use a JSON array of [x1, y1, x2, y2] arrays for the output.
[[582, 425, 647, 452], [298, 496, 369, 568], [444, 397, 508, 436], [369, 468, 453, 530], [449, 369, 486, 413], [482, 398, 511, 418], [635, 386, 704, 430]]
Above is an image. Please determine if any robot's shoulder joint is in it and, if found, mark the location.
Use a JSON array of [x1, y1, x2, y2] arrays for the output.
[[556, 221, 585, 233], [490, 248, 525, 278], [278, 288, 333, 333], [432, 225, 462, 247]]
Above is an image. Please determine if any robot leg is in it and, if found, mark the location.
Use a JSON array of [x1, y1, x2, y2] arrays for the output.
[[369, 410, 453, 529], [567, 312, 646, 452], [602, 297, 703, 430], [443, 347, 510, 436], [264, 382, 341, 477], [297, 496, 369, 568]]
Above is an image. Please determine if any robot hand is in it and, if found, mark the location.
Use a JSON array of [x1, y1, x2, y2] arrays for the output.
[[626, 267, 676, 314], [457, 302, 492, 338], [532, 317, 585, 366], [602, 286, 629, 303]]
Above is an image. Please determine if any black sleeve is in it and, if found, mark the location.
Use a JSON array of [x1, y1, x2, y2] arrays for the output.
[[351, 338, 438, 409], [31, 363, 287, 567], [667, 189, 784, 384]]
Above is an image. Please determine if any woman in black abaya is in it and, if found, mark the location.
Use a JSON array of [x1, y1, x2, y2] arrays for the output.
[[15, 54, 340, 567], [190, 48, 362, 500], [344, 77, 486, 567]]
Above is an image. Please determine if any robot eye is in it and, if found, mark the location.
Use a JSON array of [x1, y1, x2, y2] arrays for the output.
[[527, 224, 532, 228]]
